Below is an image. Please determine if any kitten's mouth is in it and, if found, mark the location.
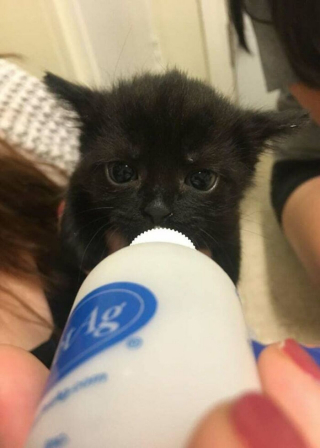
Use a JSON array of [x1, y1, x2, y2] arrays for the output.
[[105, 228, 212, 258], [105, 229, 128, 254], [198, 248, 212, 257]]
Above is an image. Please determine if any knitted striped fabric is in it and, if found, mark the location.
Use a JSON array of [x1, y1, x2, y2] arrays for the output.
[[0, 59, 80, 174]]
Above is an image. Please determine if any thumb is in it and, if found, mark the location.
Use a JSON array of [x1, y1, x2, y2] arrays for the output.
[[0, 345, 49, 448], [187, 402, 243, 448]]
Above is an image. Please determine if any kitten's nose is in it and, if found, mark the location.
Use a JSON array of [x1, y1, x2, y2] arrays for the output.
[[144, 201, 172, 225]]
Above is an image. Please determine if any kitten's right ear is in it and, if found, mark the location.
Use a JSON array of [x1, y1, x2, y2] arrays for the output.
[[44, 73, 102, 136]]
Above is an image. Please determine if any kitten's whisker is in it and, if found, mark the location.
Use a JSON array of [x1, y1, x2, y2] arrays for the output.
[[240, 217, 261, 224], [105, 225, 119, 244], [198, 227, 219, 246], [196, 232, 211, 253], [201, 218, 267, 241], [99, 224, 119, 262], [100, 241, 109, 262], [241, 228, 269, 240], [201, 218, 219, 225], [156, 61, 166, 72], [73, 206, 114, 217], [74, 215, 110, 235], [198, 227, 237, 275], [78, 222, 109, 279], [241, 211, 259, 218], [113, 26, 132, 81]]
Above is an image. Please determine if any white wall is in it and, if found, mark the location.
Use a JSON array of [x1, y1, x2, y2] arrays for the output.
[[0, 0, 74, 79], [61, 0, 164, 87], [150, 0, 209, 82], [234, 16, 277, 109], [198, 0, 236, 97], [57, 0, 211, 86], [0, 0, 163, 85], [0, 0, 234, 95]]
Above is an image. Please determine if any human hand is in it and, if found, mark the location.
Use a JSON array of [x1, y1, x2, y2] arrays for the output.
[[189, 339, 319, 448], [1, 339, 319, 448]]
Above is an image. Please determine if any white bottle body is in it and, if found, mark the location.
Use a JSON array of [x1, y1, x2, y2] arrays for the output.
[[26, 243, 260, 448]]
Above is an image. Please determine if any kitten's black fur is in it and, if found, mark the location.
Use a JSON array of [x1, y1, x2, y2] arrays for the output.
[[45, 70, 301, 330]]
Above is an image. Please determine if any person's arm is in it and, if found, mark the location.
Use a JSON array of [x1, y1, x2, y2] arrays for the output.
[[290, 83, 320, 126], [282, 175, 320, 289]]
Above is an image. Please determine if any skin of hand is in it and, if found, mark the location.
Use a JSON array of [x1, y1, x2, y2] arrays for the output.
[[282, 176, 320, 289], [0, 346, 49, 448], [1, 340, 320, 448], [290, 83, 320, 127]]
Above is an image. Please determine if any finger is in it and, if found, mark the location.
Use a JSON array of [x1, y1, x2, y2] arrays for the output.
[[259, 339, 320, 448], [187, 392, 307, 448], [0, 345, 49, 448], [187, 402, 245, 448]]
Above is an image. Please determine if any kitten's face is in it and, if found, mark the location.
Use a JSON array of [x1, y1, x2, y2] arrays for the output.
[[46, 71, 301, 283]]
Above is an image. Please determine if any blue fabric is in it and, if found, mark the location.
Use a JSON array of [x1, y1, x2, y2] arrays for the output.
[[252, 340, 320, 366]]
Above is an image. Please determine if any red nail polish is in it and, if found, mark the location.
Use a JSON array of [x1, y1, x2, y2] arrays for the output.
[[231, 393, 307, 448], [57, 200, 65, 219], [281, 339, 320, 381]]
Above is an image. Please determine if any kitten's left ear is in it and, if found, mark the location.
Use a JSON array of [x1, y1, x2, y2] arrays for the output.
[[244, 109, 308, 145], [238, 109, 308, 166], [44, 73, 103, 138]]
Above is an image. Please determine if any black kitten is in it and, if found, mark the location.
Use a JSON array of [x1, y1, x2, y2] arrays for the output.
[[45, 70, 300, 328]]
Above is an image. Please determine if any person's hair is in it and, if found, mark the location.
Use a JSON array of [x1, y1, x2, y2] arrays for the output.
[[0, 139, 65, 328], [229, 0, 320, 89]]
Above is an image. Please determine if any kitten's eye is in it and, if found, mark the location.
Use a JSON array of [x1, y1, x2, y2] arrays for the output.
[[186, 170, 218, 191], [106, 162, 137, 184]]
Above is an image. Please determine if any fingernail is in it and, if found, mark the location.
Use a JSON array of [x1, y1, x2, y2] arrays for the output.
[[231, 393, 307, 448], [280, 338, 320, 381]]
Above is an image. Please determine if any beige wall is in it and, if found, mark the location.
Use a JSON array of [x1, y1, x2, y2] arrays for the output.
[[0, 0, 73, 79], [0, 0, 230, 90], [150, 0, 209, 82], [199, 0, 235, 97]]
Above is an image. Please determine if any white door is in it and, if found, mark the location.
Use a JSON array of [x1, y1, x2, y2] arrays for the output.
[[197, 0, 236, 98]]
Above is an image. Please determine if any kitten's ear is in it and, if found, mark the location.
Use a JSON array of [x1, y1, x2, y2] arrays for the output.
[[44, 73, 103, 137], [239, 109, 308, 165], [244, 110, 308, 145]]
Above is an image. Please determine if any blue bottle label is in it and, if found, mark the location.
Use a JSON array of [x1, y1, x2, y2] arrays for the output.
[[46, 282, 157, 391]]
